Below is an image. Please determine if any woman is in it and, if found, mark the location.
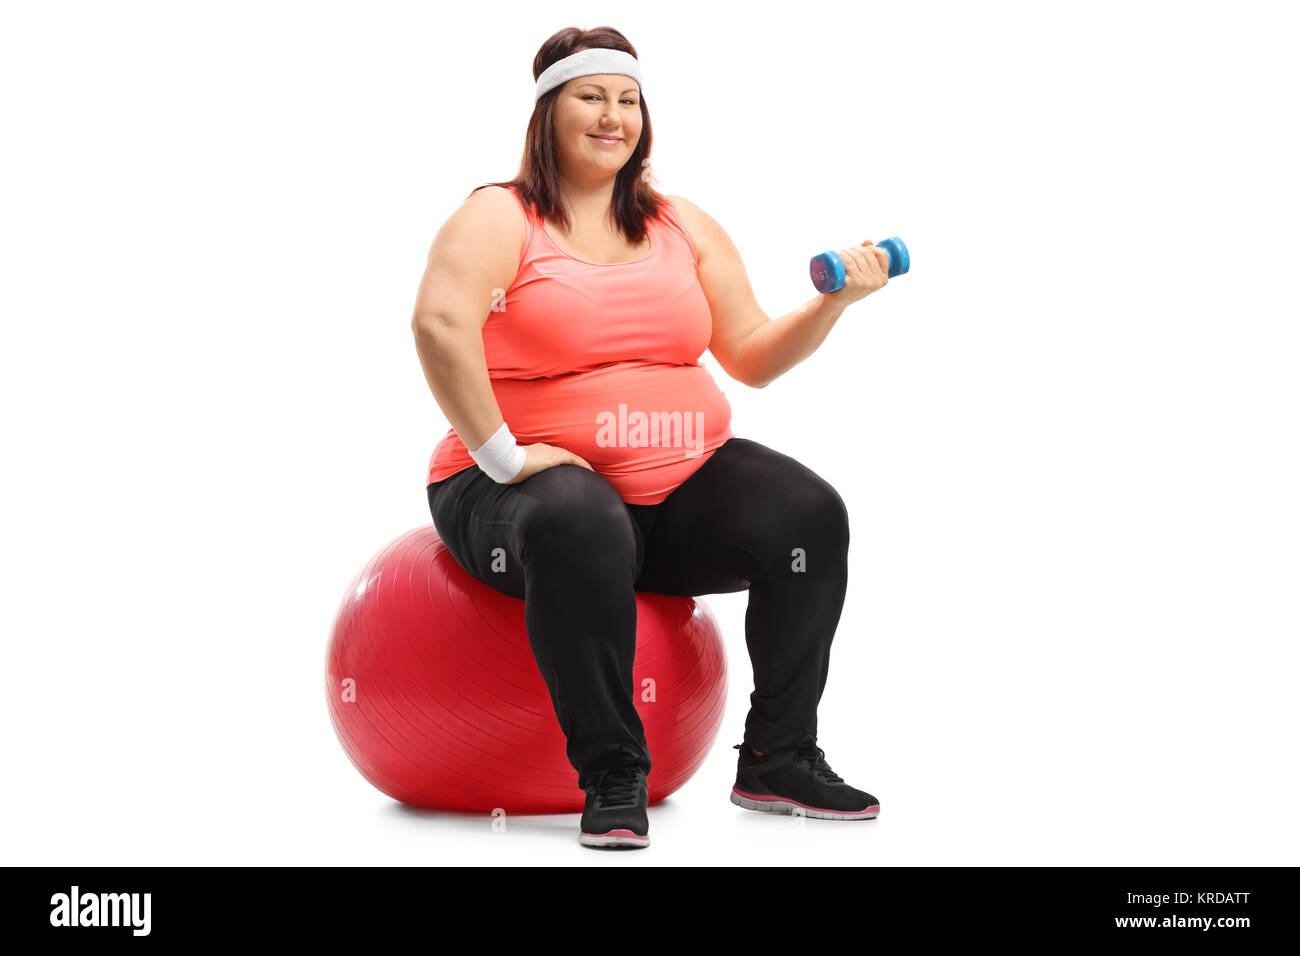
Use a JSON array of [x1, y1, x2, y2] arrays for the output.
[[411, 27, 889, 849]]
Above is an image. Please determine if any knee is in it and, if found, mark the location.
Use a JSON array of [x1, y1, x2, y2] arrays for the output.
[[784, 473, 851, 556], [517, 469, 637, 565]]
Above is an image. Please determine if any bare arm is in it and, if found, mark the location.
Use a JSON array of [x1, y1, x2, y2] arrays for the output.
[[737, 295, 848, 389], [411, 186, 592, 479], [410, 186, 522, 453], [737, 243, 888, 388], [667, 195, 887, 389]]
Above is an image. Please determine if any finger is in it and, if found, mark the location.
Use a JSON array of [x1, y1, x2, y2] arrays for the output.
[[859, 244, 887, 278], [838, 248, 867, 282], [843, 246, 882, 281]]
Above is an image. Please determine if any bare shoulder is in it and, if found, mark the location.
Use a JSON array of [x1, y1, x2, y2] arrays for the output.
[[664, 193, 705, 229], [457, 184, 526, 249], [413, 186, 524, 327], [433, 184, 525, 279], [663, 194, 720, 263]]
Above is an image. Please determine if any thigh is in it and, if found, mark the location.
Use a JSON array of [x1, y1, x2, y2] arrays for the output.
[[633, 437, 851, 595], [427, 463, 645, 598]]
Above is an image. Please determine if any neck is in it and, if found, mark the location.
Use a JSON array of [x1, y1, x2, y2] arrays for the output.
[[555, 171, 619, 232]]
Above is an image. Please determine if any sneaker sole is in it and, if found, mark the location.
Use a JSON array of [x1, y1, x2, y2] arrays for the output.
[[731, 786, 880, 820], [579, 828, 651, 848]]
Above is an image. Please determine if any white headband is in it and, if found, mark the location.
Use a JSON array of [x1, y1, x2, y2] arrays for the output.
[[534, 47, 643, 103]]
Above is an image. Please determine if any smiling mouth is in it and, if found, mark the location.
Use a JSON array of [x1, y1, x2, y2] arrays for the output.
[[588, 134, 622, 145]]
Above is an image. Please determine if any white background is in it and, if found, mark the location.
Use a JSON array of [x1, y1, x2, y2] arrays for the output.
[[2, 0, 1297, 866]]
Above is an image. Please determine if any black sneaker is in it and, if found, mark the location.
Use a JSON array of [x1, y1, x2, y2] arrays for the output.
[[730, 737, 880, 820], [579, 763, 650, 848]]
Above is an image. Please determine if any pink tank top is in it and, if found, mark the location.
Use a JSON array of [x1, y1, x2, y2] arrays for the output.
[[425, 185, 734, 504]]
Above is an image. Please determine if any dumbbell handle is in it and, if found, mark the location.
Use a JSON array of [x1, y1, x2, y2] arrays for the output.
[[810, 237, 909, 293]]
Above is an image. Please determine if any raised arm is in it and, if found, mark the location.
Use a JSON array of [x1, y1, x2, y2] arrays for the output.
[[668, 194, 887, 389]]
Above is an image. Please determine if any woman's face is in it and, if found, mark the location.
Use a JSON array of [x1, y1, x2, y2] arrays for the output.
[[552, 73, 643, 185]]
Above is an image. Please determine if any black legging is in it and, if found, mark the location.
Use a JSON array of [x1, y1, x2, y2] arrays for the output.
[[426, 436, 850, 790]]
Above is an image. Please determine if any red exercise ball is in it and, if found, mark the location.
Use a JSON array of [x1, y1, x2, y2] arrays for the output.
[[325, 524, 728, 814]]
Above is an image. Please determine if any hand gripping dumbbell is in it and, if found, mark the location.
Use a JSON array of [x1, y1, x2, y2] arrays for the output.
[[810, 237, 909, 293]]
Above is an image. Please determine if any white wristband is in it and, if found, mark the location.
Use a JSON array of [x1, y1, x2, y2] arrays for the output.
[[469, 422, 527, 483]]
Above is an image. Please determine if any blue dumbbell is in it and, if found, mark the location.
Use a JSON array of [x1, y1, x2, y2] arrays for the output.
[[810, 237, 909, 293]]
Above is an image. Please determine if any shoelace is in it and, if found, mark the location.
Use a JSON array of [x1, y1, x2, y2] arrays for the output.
[[794, 740, 845, 785], [593, 763, 644, 806], [735, 739, 848, 786]]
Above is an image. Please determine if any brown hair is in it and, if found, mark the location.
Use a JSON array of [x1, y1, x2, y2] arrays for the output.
[[470, 26, 666, 243]]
